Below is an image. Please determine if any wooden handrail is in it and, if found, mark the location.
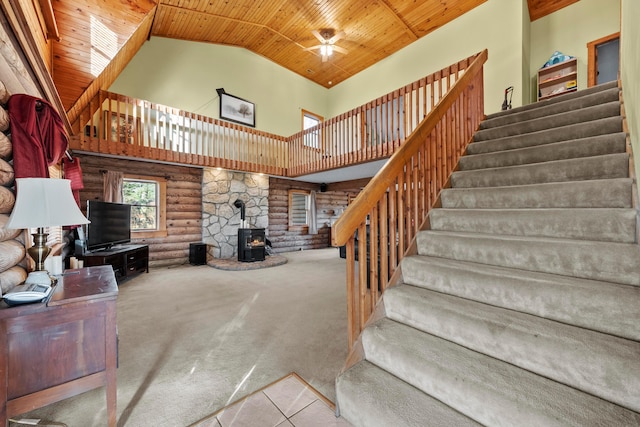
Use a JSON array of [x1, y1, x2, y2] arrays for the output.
[[332, 49, 487, 246], [331, 49, 488, 349]]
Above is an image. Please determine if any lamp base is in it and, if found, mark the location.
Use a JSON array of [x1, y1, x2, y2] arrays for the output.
[[24, 270, 53, 286]]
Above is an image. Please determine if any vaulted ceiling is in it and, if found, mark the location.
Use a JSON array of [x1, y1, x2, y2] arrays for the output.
[[52, 0, 578, 123]]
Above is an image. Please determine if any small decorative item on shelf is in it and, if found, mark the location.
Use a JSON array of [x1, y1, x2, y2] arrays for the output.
[[541, 51, 574, 68]]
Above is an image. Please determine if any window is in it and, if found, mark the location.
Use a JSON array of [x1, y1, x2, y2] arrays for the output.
[[289, 190, 310, 227], [123, 174, 167, 238], [302, 110, 323, 149]]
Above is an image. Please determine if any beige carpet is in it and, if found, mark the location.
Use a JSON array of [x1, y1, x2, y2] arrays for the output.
[[16, 248, 348, 427]]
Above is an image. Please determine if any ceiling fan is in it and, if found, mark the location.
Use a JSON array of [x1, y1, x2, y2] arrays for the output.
[[304, 29, 348, 62]]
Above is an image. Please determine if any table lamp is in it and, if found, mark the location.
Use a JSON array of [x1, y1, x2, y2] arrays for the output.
[[6, 178, 90, 285]]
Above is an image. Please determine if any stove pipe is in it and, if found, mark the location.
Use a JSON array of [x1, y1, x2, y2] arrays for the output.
[[233, 199, 246, 221]]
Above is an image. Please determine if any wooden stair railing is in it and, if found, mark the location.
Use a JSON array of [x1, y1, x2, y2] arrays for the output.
[[331, 50, 488, 349]]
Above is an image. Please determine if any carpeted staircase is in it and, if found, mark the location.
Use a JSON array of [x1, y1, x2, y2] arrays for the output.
[[335, 81, 640, 426]]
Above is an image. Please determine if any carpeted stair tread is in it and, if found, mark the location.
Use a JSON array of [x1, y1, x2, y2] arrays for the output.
[[459, 133, 627, 171], [428, 208, 636, 243], [336, 361, 481, 427], [485, 81, 618, 120], [361, 318, 640, 427], [473, 101, 621, 142], [451, 153, 628, 188], [440, 178, 633, 209], [467, 116, 623, 155], [480, 87, 620, 129], [400, 255, 640, 340], [416, 230, 640, 286], [383, 284, 640, 411]]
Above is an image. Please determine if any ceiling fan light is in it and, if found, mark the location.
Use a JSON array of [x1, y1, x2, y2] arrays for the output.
[[320, 45, 327, 56], [326, 45, 333, 56]]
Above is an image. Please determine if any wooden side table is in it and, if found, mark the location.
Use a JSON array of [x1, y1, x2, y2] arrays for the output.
[[0, 265, 118, 426]]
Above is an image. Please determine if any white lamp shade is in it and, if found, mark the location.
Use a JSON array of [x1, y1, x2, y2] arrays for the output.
[[6, 178, 90, 229]]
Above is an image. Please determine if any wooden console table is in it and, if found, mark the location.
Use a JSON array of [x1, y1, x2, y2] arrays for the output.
[[0, 265, 118, 426]]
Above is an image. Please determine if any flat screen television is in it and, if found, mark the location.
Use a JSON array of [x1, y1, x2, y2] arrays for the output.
[[86, 200, 131, 251]]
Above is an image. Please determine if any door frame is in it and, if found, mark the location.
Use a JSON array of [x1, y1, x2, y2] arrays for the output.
[[587, 32, 620, 87]]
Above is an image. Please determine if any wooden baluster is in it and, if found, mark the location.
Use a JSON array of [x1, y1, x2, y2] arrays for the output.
[[370, 204, 379, 306], [397, 170, 405, 261], [357, 222, 368, 336], [388, 180, 398, 276], [430, 127, 438, 204], [346, 237, 357, 349], [418, 144, 426, 222], [405, 158, 412, 245], [379, 192, 389, 292], [446, 106, 453, 172], [412, 159, 419, 239]]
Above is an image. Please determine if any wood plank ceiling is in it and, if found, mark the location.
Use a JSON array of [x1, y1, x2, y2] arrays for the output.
[[51, 0, 574, 120]]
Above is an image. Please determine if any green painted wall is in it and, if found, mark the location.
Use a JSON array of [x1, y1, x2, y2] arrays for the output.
[[529, 0, 620, 101], [111, 0, 623, 138], [109, 38, 328, 137], [328, 0, 527, 117], [620, 0, 640, 190]]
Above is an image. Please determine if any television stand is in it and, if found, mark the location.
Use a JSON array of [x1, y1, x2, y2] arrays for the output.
[[78, 244, 149, 283]]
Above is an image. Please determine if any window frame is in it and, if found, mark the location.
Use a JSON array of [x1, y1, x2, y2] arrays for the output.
[[288, 189, 310, 229], [123, 174, 167, 238], [302, 109, 323, 149]]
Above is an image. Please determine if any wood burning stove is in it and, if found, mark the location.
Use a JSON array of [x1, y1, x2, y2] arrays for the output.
[[238, 228, 265, 262]]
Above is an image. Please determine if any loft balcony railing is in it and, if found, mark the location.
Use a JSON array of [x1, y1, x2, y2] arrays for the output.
[[69, 94, 289, 176], [68, 51, 483, 178]]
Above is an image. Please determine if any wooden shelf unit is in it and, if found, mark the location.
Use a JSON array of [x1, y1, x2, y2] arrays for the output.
[[537, 57, 578, 101]]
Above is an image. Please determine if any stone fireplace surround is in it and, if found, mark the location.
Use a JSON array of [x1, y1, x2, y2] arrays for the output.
[[202, 169, 269, 259]]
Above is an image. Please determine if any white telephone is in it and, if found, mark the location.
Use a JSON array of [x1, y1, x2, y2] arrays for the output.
[[2, 283, 53, 306]]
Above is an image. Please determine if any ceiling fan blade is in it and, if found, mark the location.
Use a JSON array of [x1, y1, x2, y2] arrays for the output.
[[304, 45, 323, 51], [328, 31, 345, 44], [312, 29, 325, 43], [332, 45, 348, 55], [322, 53, 328, 62]]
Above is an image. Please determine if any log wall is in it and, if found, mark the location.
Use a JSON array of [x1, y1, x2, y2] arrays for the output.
[[76, 154, 203, 267], [268, 177, 366, 253], [0, 79, 28, 292]]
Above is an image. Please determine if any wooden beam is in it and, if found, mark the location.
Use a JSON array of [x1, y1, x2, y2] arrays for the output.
[[37, 0, 60, 41], [0, 0, 69, 130]]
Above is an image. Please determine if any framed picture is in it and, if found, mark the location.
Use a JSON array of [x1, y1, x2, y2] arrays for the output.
[[219, 93, 255, 127], [104, 111, 141, 144]]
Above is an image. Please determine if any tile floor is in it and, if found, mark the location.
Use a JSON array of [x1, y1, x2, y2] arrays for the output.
[[190, 373, 353, 427]]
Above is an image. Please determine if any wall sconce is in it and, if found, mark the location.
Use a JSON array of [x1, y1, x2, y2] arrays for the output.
[[6, 178, 90, 285]]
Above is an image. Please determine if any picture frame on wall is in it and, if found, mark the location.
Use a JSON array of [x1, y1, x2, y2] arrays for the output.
[[104, 111, 141, 144], [219, 93, 255, 127]]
